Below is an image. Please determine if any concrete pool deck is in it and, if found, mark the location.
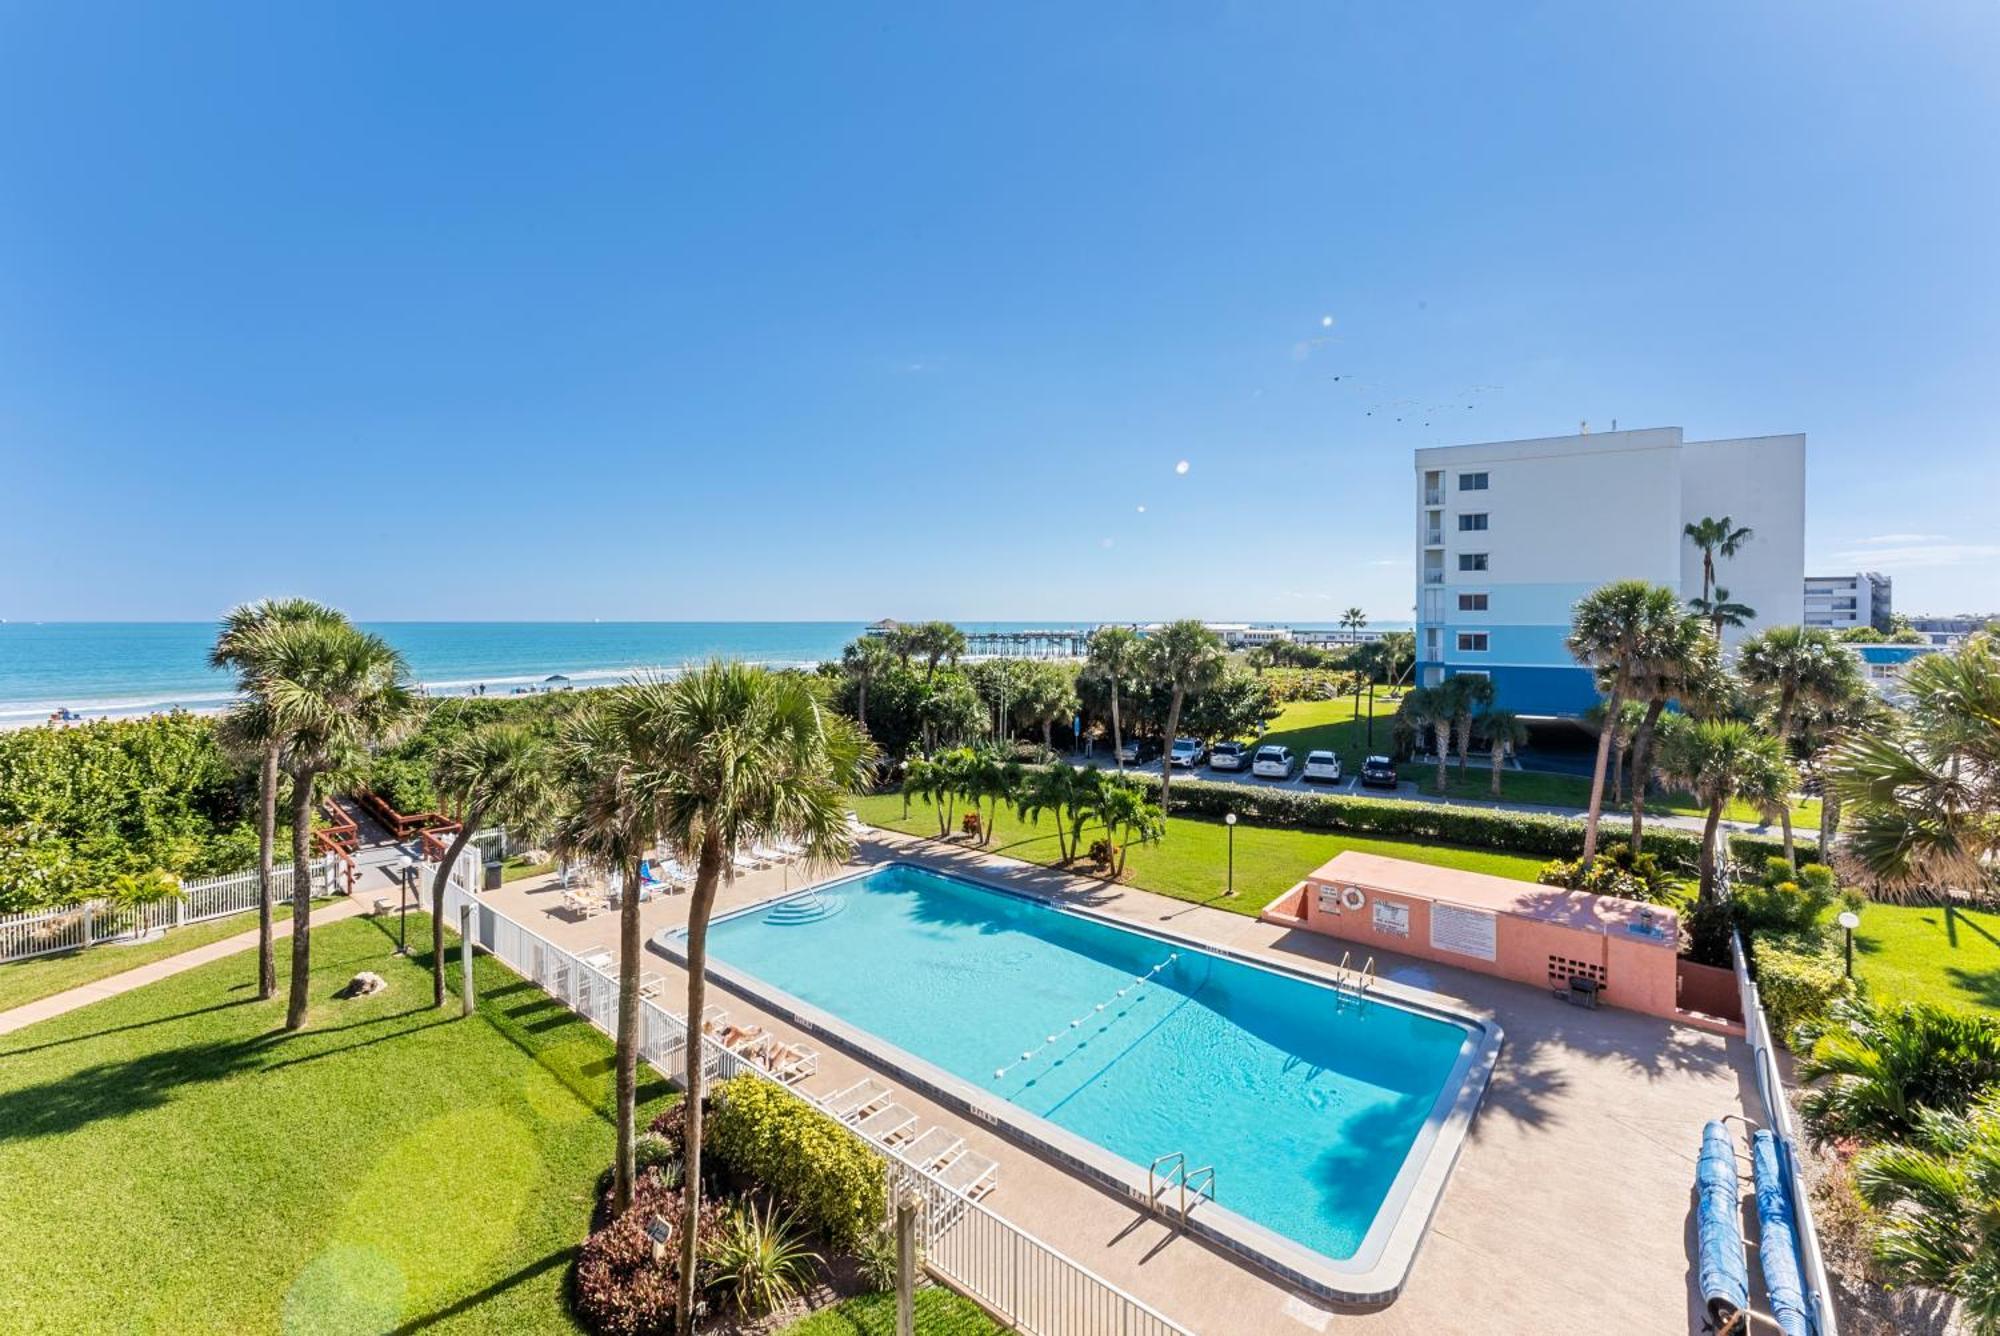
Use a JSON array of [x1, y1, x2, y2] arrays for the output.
[[481, 827, 1758, 1334]]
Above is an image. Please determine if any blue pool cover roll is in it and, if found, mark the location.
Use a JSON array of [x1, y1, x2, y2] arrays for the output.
[[1696, 1120, 1749, 1322], [1752, 1128, 1812, 1336]]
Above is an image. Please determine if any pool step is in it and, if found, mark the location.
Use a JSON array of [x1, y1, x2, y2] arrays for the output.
[[764, 892, 846, 926]]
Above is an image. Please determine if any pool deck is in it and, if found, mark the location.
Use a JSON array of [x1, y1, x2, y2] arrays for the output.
[[480, 827, 1757, 1335]]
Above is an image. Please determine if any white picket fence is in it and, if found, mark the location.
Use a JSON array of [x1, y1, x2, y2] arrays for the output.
[[431, 855, 1193, 1336], [0, 857, 338, 965]]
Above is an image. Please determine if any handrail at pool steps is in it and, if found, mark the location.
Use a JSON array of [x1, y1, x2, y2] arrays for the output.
[[429, 858, 1196, 1336], [1730, 930, 1839, 1336]]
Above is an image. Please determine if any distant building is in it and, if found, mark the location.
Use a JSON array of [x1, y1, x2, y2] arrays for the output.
[[1907, 614, 1994, 646], [1414, 426, 1805, 716], [1804, 572, 1891, 633]]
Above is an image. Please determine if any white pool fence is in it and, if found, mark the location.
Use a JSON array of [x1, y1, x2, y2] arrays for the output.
[[0, 857, 339, 965]]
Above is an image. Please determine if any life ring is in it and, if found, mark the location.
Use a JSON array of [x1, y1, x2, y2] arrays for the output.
[[1340, 886, 1366, 912]]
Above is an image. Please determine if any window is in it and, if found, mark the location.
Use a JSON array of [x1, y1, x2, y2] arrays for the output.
[[1458, 471, 1489, 491], [1458, 592, 1489, 612], [1458, 512, 1488, 532], [1454, 669, 1490, 680], [1459, 552, 1488, 572], [1457, 633, 1490, 653]]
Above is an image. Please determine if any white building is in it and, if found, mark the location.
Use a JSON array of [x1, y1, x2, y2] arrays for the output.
[[1414, 427, 1805, 716], [1804, 572, 1892, 633]]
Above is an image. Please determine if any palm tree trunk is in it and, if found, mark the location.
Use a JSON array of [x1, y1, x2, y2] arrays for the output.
[[1042, 719, 1053, 759], [1491, 746, 1504, 797], [1819, 792, 1837, 850], [257, 744, 280, 1000], [676, 838, 727, 1334], [1160, 688, 1185, 817], [1581, 687, 1622, 862], [857, 678, 869, 733], [430, 822, 479, 1008], [612, 847, 643, 1215], [1627, 699, 1666, 852], [284, 770, 315, 1031], [1433, 721, 1450, 794], [1699, 799, 1723, 903], [1109, 685, 1124, 771], [1779, 807, 1796, 868]]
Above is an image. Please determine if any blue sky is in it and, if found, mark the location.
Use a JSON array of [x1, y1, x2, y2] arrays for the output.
[[2, 3, 1996, 623]]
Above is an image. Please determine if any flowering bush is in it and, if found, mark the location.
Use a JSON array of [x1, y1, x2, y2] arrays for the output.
[[573, 1175, 727, 1336]]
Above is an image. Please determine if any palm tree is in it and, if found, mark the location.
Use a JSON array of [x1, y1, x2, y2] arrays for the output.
[[1013, 660, 1079, 759], [1621, 613, 1713, 852], [1687, 585, 1755, 640], [1800, 995, 2000, 1144], [1853, 1092, 2000, 1332], [1739, 625, 1857, 867], [1143, 620, 1226, 816], [1449, 674, 1493, 775], [1400, 684, 1454, 794], [1683, 515, 1754, 606], [900, 621, 966, 683], [618, 664, 872, 1331], [839, 636, 894, 736], [1340, 607, 1368, 646], [1084, 626, 1143, 771], [1480, 708, 1528, 797], [253, 618, 417, 1029], [960, 746, 1020, 847], [1015, 763, 1082, 862], [1090, 778, 1164, 878], [1656, 717, 1791, 901], [209, 598, 344, 1000], [1831, 634, 2000, 899], [1567, 580, 1686, 862], [427, 723, 554, 1007]]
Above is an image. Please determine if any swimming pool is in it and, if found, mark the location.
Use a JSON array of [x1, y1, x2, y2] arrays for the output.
[[672, 862, 1499, 1300]]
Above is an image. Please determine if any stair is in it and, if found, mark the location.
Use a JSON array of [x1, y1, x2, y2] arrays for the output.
[[764, 891, 846, 926]]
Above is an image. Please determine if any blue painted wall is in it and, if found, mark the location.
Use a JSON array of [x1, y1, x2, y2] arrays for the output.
[[1417, 661, 1601, 716]]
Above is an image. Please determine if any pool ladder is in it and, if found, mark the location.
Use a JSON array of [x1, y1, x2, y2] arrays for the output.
[[1333, 952, 1377, 1006], [1147, 1151, 1216, 1227]]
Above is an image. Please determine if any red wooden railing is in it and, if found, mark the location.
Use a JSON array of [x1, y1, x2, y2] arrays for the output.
[[352, 788, 458, 843], [312, 798, 360, 893]]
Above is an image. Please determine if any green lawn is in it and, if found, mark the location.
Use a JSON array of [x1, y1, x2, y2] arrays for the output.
[[0, 912, 672, 1334], [1853, 900, 2000, 1013], [0, 904, 294, 1016], [855, 792, 1546, 916], [779, 1288, 1002, 1335]]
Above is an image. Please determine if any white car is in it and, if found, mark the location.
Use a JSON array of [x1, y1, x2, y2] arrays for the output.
[[1251, 745, 1294, 779], [1208, 740, 1250, 771], [1168, 737, 1205, 769], [1302, 750, 1343, 784]]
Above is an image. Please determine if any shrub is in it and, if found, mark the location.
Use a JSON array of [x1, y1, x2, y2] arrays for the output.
[[707, 1075, 887, 1250], [645, 1099, 693, 1157], [701, 1199, 821, 1316], [1735, 861, 1842, 938], [573, 1176, 727, 1336], [852, 1227, 902, 1292], [1799, 995, 2000, 1145], [1754, 933, 1852, 1042], [634, 1133, 680, 1179], [1535, 843, 1685, 905]]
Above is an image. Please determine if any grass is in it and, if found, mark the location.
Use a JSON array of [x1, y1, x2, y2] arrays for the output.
[[502, 854, 558, 883], [855, 791, 1547, 916], [1852, 900, 2000, 1013], [779, 1287, 1003, 1335], [0, 904, 294, 1016], [0, 911, 672, 1334]]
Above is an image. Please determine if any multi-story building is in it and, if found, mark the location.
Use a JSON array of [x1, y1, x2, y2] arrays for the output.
[[1414, 427, 1805, 716], [1804, 572, 1891, 632]]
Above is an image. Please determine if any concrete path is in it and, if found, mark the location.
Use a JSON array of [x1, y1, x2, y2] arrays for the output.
[[0, 896, 370, 1036]]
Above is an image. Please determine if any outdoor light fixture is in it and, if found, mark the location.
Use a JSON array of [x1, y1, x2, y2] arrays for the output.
[[397, 854, 417, 955], [645, 1214, 674, 1266], [1224, 812, 1238, 897], [1838, 910, 1861, 979]]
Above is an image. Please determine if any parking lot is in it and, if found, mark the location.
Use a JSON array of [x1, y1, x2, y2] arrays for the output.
[[1080, 748, 1424, 799]]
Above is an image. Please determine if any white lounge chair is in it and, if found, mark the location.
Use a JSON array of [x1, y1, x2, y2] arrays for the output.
[[822, 1079, 890, 1120], [638, 971, 666, 999], [578, 947, 613, 973], [762, 1040, 819, 1084], [937, 1149, 999, 1199], [853, 1102, 918, 1144], [899, 1126, 964, 1171], [750, 842, 791, 865]]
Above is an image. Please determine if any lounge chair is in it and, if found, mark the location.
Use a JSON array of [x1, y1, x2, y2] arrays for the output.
[[762, 1040, 819, 1084], [937, 1150, 999, 1199], [750, 842, 791, 865], [578, 947, 613, 973], [699, 1005, 730, 1034], [638, 971, 666, 999], [899, 1126, 964, 1171], [730, 846, 769, 872], [822, 1079, 891, 1121], [638, 859, 670, 895], [853, 1103, 918, 1144]]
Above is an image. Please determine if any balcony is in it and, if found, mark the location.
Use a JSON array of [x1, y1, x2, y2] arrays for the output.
[[1423, 528, 1443, 547], [1423, 488, 1443, 506], [1423, 571, 1445, 585]]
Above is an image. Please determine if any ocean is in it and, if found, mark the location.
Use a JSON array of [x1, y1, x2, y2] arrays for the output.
[[0, 620, 1405, 727]]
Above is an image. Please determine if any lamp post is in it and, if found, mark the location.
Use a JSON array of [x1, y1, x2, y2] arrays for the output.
[[1224, 812, 1237, 897], [397, 854, 416, 955], [1838, 910, 1860, 979]]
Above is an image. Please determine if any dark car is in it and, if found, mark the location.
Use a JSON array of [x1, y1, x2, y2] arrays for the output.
[[1115, 736, 1162, 765], [1359, 755, 1399, 790]]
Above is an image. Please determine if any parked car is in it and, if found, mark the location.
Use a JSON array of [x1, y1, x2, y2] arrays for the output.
[[1208, 740, 1250, 772], [1302, 750, 1343, 784], [1168, 737, 1206, 769], [1359, 755, 1399, 790], [1115, 736, 1161, 765], [1251, 745, 1294, 779]]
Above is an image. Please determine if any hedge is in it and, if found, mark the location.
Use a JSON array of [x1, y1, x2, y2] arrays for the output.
[[1753, 932, 1852, 1044], [707, 1074, 886, 1249]]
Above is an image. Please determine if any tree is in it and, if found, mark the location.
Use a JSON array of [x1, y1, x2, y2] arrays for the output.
[[1340, 607, 1368, 647], [1400, 685, 1454, 794], [893, 621, 967, 683], [916, 677, 986, 753], [1800, 995, 2000, 1145], [1091, 778, 1163, 878], [208, 598, 345, 1000], [1567, 581, 1686, 862], [839, 637, 895, 737], [1479, 708, 1528, 797], [427, 724, 554, 1007], [1656, 717, 1790, 902], [1687, 585, 1755, 640], [1448, 674, 1493, 775], [1831, 634, 2000, 899], [252, 617, 418, 1030], [1084, 626, 1144, 771], [1143, 621, 1226, 817], [1015, 763, 1083, 862], [618, 663, 872, 1332], [1683, 515, 1754, 606], [1179, 671, 1279, 746], [1853, 1091, 2000, 1332], [1013, 660, 1080, 758], [1739, 625, 1862, 867], [1620, 613, 1714, 852], [966, 659, 1026, 743]]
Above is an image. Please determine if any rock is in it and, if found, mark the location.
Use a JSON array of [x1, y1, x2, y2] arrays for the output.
[[336, 971, 388, 999]]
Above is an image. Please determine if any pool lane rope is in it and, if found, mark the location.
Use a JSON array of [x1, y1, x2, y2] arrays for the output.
[[994, 951, 1178, 1080]]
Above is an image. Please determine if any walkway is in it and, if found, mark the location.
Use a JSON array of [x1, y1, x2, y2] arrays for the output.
[[0, 897, 370, 1036]]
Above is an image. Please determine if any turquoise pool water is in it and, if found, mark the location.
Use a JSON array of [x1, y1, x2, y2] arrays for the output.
[[703, 864, 1475, 1264]]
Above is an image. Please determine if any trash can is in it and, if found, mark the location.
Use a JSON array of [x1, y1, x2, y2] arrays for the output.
[[482, 860, 503, 892]]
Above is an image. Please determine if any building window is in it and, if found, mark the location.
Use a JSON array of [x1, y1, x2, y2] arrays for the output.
[[1456, 633, 1490, 653], [1454, 669, 1490, 681], [1458, 471, 1489, 491], [1458, 592, 1489, 612], [1459, 553, 1488, 572], [1458, 513, 1488, 532]]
